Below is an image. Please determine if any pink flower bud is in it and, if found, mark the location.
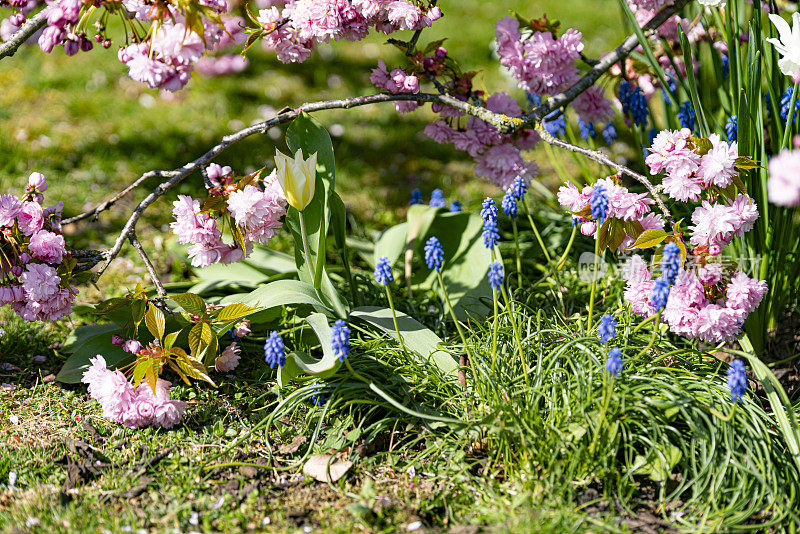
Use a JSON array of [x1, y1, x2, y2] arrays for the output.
[[581, 222, 597, 236], [427, 7, 443, 22], [123, 339, 142, 354], [709, 244, 722, 256], [434, 47, 447, 61], [11, 265, 22, 277], [27, 172, 47, 192], [111, 334, 124, 345], [63, 38, 79, 56], [18, 252, 30, 264]]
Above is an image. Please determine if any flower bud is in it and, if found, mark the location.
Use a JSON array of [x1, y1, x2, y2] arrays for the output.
[[27, 172, 47, 192], [274, 148, 317, 211]]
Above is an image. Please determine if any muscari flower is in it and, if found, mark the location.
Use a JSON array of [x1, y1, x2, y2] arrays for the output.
[[780, 87, 800, 122], [374, 256, 394, 285], [606, 347, 623, 377], [598, 315, 617, 344], [509, 175, 527, 200], [430, 188, 447, 208], [602, 122, 617, 145], [449, 200, 462, 212], [651, 276, 671, 310], [275, 148, 317, 211], [481, 198, 498, 222], [482, 219, 500, 249], [721, 53, 729, 80], [618, 80, 648, 128], [578, 119, 596, 140], [409, 188, 423, 205], [727, 359, 747, 402], [677, 101, 696, 131], [487, 261, 503, 291], [590, 183, 608, 224], [424, 236, 444, 271], [264, 331, 285, 368], [725, 115, 738, 144], [543, 112, 566, 137], [501, 190, 518, 219], [660, 242, 681, 285], [331, 319, 350, 362]]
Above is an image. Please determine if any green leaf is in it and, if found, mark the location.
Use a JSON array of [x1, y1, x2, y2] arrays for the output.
[[132, 358, 154, 388], [170, 292, 207, 316], [627, 229, 669, 250], [214, 302, 259, 323], [373, 222, 408, 268], [57, 324, 127, 383], [350, 306, 458, 379], [131, 298, 147, 327], [278, 312, 342, 388], [144, 304, 165, 341], [163, 331, 180, 351], [630, 445, 682, 482], [173, 348, 216, 387], [221, 279, 330, 311]]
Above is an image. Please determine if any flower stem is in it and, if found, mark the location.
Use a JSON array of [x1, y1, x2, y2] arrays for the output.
[[500, 284, 529, 387], [511, 219, 522, 290], [491, 287, 499, 373], [384, 285, 408, 358], [298, 211, 317, 287], [783, 81, 800, 150], [436, 271, 474, 374], [556, 226, 578, 270], [586, 235, 601, 332], [588, 372, 613, 456]]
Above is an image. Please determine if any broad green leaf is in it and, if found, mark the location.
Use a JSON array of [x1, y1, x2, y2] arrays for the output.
[[163, 331, 180, 351], [131, 298, 147, 327], [215, 302, 259, 323], [132, 358, 154, 388], [373, 222, 408, 268], [627, 229, 669, 250], [173, 349, 216, 387], [57, 324, 128, 383], [170, 292, 207, 316], [278, 312, 342, 388], [144, 303, 165, 341], [350, 306, 458, 378], [221, 279, 330, 311], [631, 445, 682, 482]]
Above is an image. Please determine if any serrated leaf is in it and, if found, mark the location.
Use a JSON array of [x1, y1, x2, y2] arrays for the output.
[[131, 298, 147, 326], [242, 28, 264, 54], [607, 220, 627, 252], [623, 220, 644, 239], [163, 331, 180, 351], [596, 218, 611, 252], [215, 302, 258, 323], [174, 351, 216, 387], [627, 229, 669, 250], [237, 166, 265, 190], [132, 358, 152, 388], [423, 38, 447, 54], [144, 304, 165, 341], [734, 156, 761, 170], [689, 136, 713, 155], [199, 196, 227, 214], [170, 292, 207, 316], [731, 174, 749, 197], [568, 203, 592, 219]]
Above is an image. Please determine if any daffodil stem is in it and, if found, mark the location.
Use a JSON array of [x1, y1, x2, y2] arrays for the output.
[[298, 211, 317, 287]]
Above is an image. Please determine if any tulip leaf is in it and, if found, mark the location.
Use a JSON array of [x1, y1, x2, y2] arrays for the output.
[[278, 312, 341, 388]]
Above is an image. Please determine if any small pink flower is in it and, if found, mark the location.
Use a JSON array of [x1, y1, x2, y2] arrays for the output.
[[123, 340, 142, 354], [111, 334, 124, 345], [28, 229, 66, 264], [215, 342, 241, 372]]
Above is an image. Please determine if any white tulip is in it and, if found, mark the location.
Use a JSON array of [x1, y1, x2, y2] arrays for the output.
[[767, 13, 800, 77], [697, 0, 726, 6]]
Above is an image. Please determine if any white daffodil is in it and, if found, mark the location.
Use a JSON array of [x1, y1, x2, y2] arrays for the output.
[[767, 12, 800, 77], [274, 148, 317, 211]]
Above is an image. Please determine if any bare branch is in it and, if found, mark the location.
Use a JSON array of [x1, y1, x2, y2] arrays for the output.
[[128, 232, 167, 298], [63, 170, 178, 225], [0, 10, 47, 60]]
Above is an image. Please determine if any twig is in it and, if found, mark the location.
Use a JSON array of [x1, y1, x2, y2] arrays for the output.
[[0, 10, 47, 60], [128, 232, 166, 298], [63, 170, 177, 225]]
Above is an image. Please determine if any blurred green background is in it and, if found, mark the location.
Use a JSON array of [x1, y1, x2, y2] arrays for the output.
[[0, 0, 623, 252]]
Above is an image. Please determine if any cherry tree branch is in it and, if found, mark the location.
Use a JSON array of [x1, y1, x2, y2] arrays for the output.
[[129, 232, 166, 298], [0, 10, 47, 60]]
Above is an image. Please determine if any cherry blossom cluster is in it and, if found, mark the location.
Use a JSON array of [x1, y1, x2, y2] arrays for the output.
[[82, 355, 187, 429], [255, 0, 442, 64], [767, 149, 800, 207], [171, 163, 287, 268], [0, 172, 76, 322], [559, 128, 766, 343]]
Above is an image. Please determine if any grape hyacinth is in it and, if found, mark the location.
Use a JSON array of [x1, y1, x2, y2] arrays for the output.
[[264, 331, 286, 369], [725, 115, 738, 144], [487, 261, 504, 291], [424, 236, 444, 271], [543, 113, 566, 137], [501, 190, 518, 219], [429, 188, 447, 208], [598, 315, 617, 344], [602, 122, 618, 145], [481, 198, 498, 222], [374, 256, 394, 285], [409, 188, 423, 205], [509, 175, 527, 200], [727, 359, 748, 402], [578, 120, 596, 140], [618, 80, 648, 127], [590, 183, 609, 224], [606, 348, 623, 377], [650, 276, 671, 310], [677, 101, 696, 131], [331, 319, 350, 362], [449, 200, 463, 212], [482, 219, 500, 249], [660, 242, 681, 285], [780, 86, 800, 121]]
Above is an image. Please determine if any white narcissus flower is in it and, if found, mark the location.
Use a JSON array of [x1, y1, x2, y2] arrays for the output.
[[697, 0, 726, 7], [274, 148, 317, 211], [767, 13, 800, 77]]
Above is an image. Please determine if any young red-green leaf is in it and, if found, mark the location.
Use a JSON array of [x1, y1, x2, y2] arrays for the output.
[[734, 156, 762, 170], [607, 220, 628, 252], [596, 218, 612, 252], [132, 358, 152, 388], [214, 302, 258, 323], [199, 196, 227, 215], [145, 303, 165, 341], [131, 298, 147, 326], [569, 203, 593, 220], [237, 166, 265, 190], [163, 331, 180, 351], [623, 220, 645, 239], [173, 348, 217, 387], [170, 292, 207, 316], [627, 228, 669, 250]]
